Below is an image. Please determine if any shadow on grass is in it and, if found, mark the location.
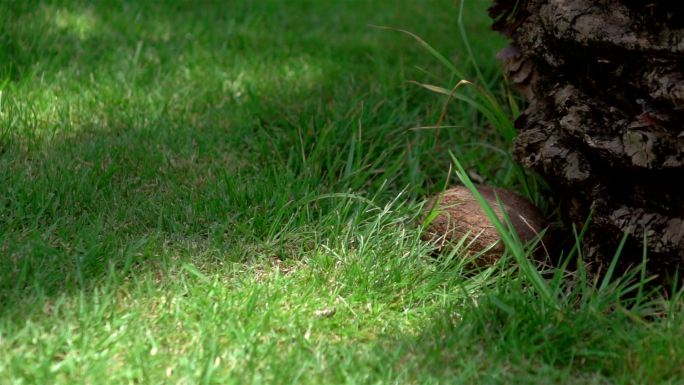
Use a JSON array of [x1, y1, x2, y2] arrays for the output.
[[0, 0, 505, 319], [366, 293, 684, 384]]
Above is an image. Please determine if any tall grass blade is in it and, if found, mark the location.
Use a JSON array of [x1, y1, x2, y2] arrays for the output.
[[598, 232, 629, 293], [450, 152, 557, 309], [370, 25, 464, 79]]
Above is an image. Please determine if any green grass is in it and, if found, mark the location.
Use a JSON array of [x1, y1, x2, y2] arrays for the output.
[[1, 0, 683, 383]]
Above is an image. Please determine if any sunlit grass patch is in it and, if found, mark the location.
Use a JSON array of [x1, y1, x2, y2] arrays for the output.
[[51, 6, 98, 40]]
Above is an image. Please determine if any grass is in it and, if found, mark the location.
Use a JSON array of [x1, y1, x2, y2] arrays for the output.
[[1, 0, 683, 383]]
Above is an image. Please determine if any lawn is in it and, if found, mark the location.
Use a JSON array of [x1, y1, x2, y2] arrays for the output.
[[1, 1, 683, 384]]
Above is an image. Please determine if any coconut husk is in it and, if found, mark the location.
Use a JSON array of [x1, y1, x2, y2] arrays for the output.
[[422, 185, 548, 265]]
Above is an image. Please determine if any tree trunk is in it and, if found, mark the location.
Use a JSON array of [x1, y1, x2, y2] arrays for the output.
[[489, 0, 684, 276]]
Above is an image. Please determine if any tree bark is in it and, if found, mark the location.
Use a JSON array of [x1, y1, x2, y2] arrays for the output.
[[489, 0, 684, 276]]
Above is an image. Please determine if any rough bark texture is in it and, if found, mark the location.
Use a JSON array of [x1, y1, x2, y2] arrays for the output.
[[489, 1, 684, 275]]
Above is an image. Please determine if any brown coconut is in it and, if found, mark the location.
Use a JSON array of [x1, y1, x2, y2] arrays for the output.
[[422, 185, 547, 265]]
